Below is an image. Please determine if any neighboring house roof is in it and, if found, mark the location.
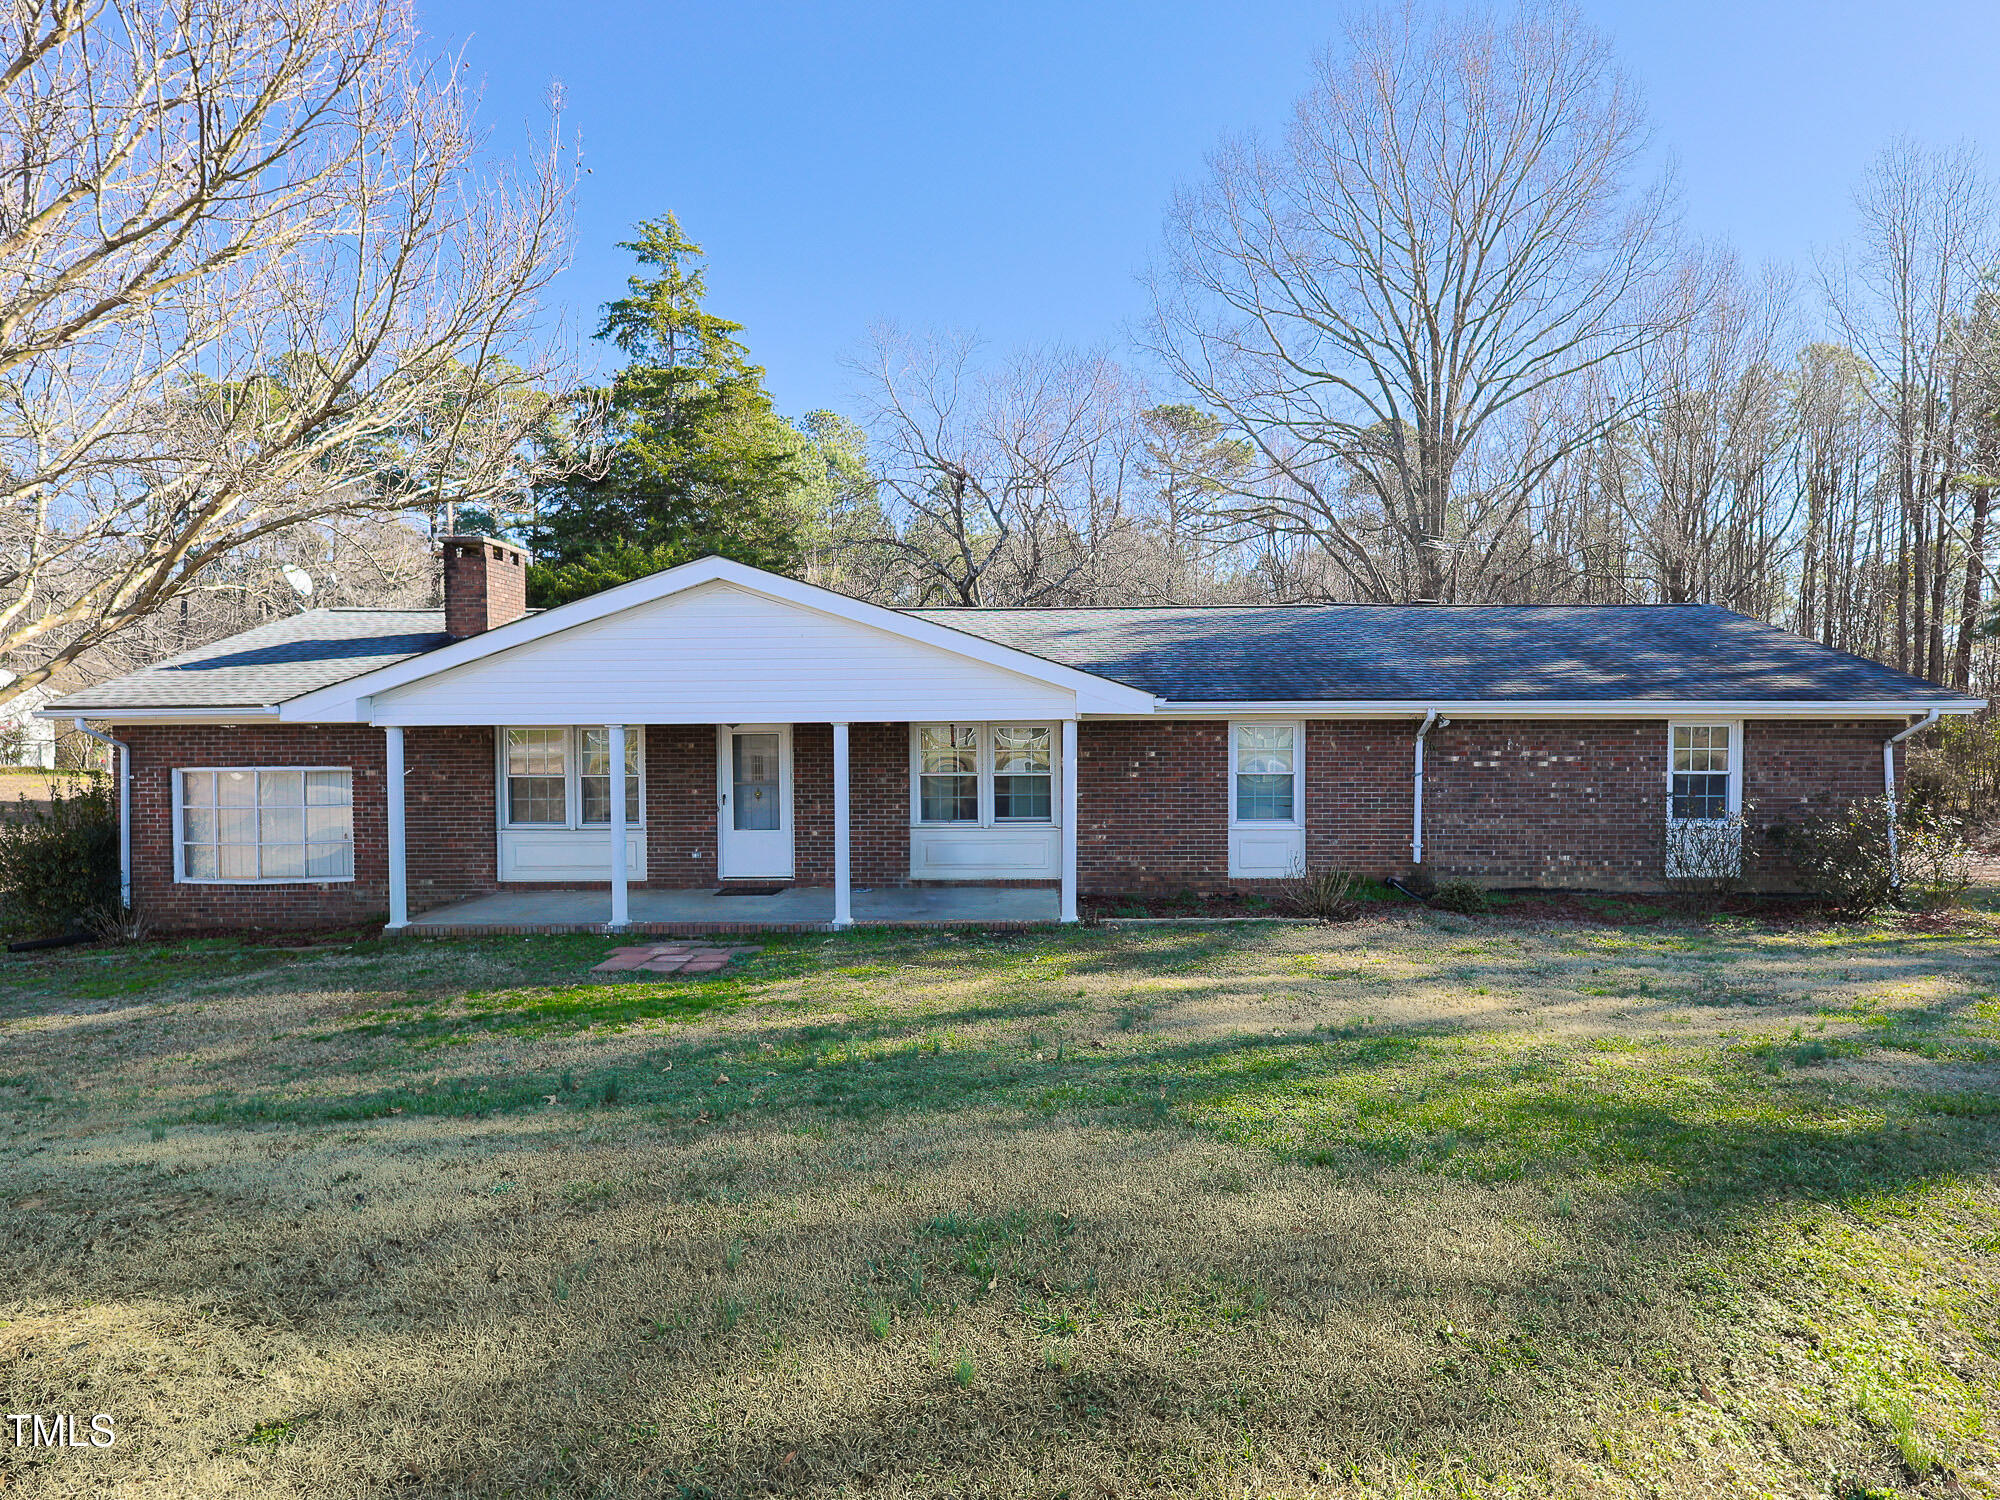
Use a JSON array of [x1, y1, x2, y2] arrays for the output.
[[906, 603, 1961, 705], [48, 609, 450, 714]]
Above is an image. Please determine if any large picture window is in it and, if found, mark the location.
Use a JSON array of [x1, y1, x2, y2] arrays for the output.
[[1231, 722, 1301, 824], [912, 723, 1057, 826], [176, 767, 353, 883], [502, 727, 645, 829]]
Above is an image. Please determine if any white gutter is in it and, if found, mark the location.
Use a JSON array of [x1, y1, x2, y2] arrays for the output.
[[1412, 709, 1447, 864], [34, 706, 282, 725], [1883, 709, 1943, 890], [71, 718, 131, 912], [1149, 697, 1985, 721]]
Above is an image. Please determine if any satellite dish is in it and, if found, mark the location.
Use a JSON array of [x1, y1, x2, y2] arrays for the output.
[[282, 565, 315, 599]]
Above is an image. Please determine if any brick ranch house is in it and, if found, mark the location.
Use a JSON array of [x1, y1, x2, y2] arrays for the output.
[[45, 541, 1983, 933]]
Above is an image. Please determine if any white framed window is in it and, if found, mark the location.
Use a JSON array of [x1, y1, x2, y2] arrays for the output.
[[1667, 722, 1741, 822], [1666, 721, 1743, 878], [1230, 721, 1303, 826], [500, 726, 644, 830], [175, 767, 354, 884], [910, 723, 1057, 827]]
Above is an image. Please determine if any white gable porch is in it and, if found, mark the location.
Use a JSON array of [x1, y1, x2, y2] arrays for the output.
[[291, 561, 1153, 935]]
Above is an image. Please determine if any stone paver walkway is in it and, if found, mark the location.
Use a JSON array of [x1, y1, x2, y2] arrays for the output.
[[589, 943, 759, 977]]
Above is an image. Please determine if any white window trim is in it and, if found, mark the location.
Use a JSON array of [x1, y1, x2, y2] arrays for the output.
[[1665, 720, 1743, 823], [172, 765, 356, 886], [496, 725, 646, 832], [908, 722, 1060, 828], [1228, 719, 1305, 828]]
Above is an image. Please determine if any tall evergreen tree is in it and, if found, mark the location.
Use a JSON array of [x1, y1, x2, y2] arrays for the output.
[[527, 216, 804, 604]]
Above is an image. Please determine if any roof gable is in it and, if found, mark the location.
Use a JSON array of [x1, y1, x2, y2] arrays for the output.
[[280, 559, 1156, 722]]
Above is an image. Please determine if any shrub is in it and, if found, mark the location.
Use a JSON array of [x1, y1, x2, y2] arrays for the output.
[[1653, 810, 1752, 915], [1402, 864, 1438, 900], [1273, 866, 1363, 922], [1898, 818, 1974, 909], [1430, 878, 1488, 914], [1766, 795, 1970, 915], [0, 781, 118, 936]]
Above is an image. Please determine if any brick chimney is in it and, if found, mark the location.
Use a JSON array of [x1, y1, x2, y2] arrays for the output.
[[440, 534, 530, 640]]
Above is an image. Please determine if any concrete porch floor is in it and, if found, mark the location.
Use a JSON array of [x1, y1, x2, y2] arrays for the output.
[[404, 884, 1061, 934]]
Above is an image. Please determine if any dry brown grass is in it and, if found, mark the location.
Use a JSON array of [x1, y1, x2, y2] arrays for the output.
[[0, 914, 1997, 1498]]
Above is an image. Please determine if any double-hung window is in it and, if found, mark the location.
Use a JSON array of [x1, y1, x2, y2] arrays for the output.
[[502, 727, 644, 829], [176, 767, 354, 883], [917, 725, 980, 823], [1231, 722, 1301, 824], [1665, 721, 1742, 877], [912, 723, 1056, 826], [992, 725, 1053, 820], [1668, 723, 1737, 821]]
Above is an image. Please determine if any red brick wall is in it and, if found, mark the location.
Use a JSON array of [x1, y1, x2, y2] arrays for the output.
[[123, 724, 390, 931], [1307, 720, 1417, 875], [1420, 720, 1663, 887], [405, 726, 496, 911], [1077, 720, 1231, 891], [643, 725, 718, 886], [782, 723, 908, 887], [115, 715, 1912, 929], [1421, 717, 1904, 889], [850, 723, 911, 888]]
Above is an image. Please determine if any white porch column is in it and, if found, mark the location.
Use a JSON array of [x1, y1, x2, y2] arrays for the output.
[[1060, 718, 1079, 923], [384, 726, 408, 930], [832, 722, 853, 929], [607, 723, 629, 931]]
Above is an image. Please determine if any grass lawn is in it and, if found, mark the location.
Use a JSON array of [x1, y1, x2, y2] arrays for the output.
[[1, 910, 1997, 1499]]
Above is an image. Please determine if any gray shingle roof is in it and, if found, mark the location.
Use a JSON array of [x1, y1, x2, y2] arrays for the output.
[[49, 597, 1964, 717], [50, 609, 449, 714], [905, 604, 1958, 703]]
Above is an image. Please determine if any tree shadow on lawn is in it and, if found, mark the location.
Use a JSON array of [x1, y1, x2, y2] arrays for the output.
[[9, 967, 1999, 1495], [9, 1047, 1993, 1498]]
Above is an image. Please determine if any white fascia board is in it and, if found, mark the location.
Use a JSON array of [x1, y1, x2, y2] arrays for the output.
[[36, 705, 282, 724], [1134, 697, 1986, 720], [277, 556, 1155, 721]]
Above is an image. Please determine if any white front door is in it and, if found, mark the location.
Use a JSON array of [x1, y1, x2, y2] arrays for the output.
[[716, 725, 794, 879]]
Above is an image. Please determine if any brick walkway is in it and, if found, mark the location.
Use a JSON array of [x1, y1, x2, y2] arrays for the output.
[[589, 943, 759, 977]]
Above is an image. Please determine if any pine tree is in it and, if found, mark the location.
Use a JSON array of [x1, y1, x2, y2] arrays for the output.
[[527, 216, 804, 604]]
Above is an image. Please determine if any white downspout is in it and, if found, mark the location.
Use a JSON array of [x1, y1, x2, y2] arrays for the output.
[[1412, 709, 1442, 865], [1883, 709, 1942, 890], [73, 718, 132, 912]]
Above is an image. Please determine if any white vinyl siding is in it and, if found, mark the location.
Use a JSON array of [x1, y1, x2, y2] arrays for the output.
[[372, 581, 1077, 725], [175, 767, 353, 884]]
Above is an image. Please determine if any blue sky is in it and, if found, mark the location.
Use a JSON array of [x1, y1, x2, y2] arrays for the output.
[[415, 1, 2000, 418]]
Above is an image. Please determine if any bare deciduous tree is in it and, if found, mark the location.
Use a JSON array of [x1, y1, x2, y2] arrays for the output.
[[1621, 251, 1797, 613], [0, 0, 574, 704], [1147, 1, 1674, 602], [1821, 138, 1996, 681], [857, 326, 1145, 605]]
